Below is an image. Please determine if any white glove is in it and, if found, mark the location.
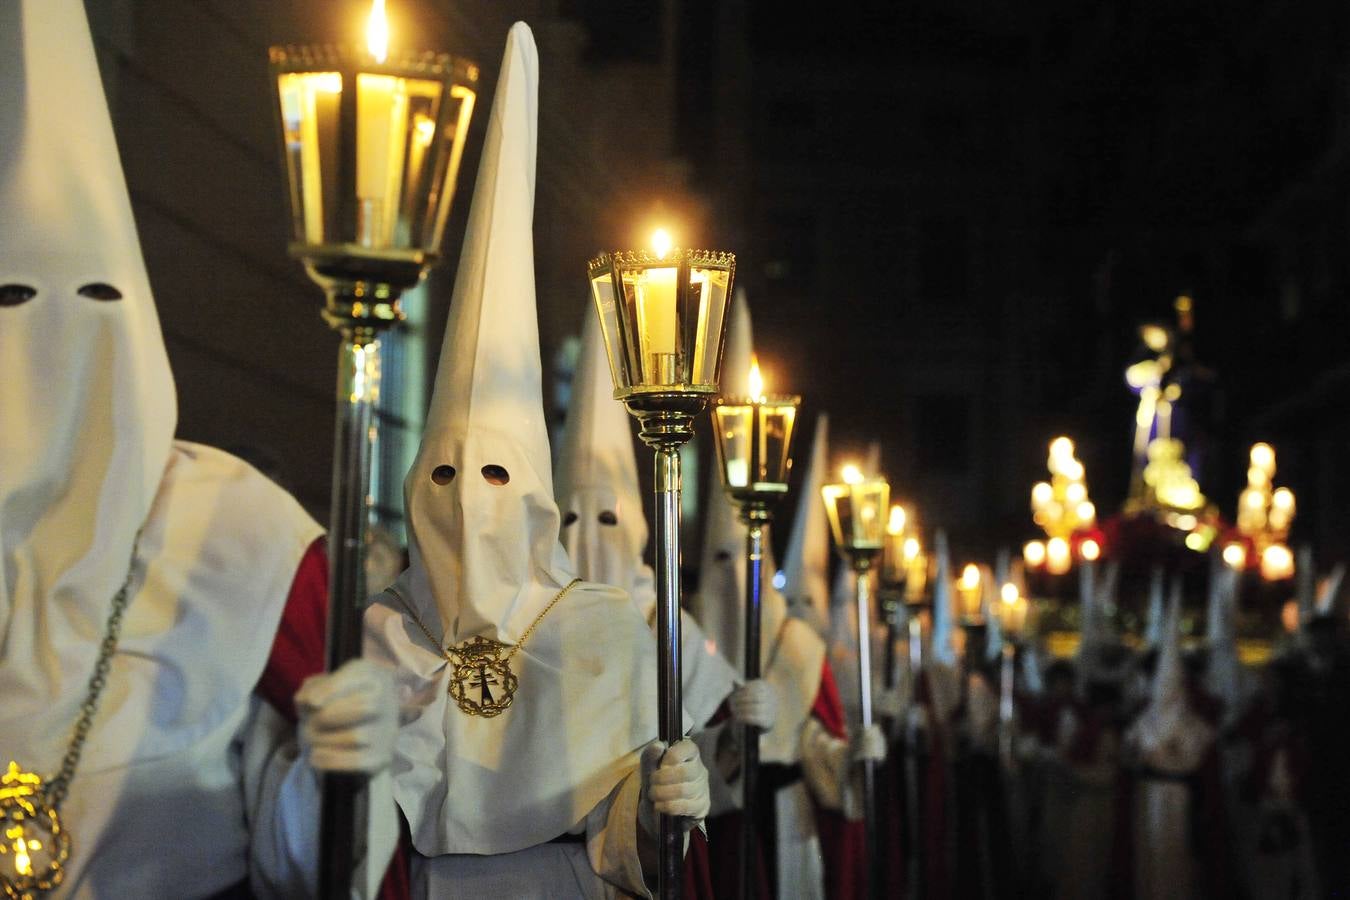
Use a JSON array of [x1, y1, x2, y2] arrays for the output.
[[295, 659, 397, 774], [871, 686, 906, 719], [728, 679, 778, 731], [638, 739, 710, 836], [850, 724, 887, 765]]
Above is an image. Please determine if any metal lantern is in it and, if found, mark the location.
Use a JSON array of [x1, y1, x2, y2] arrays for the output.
[[588, 238, 735, 900], [821, 470, 890, 900], [270, 44, 478, 302], [711, 362, 799, 900], [268, 19, 477, 898]]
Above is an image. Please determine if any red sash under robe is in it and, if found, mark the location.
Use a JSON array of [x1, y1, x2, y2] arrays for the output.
[[254, 540, 410, 900], [707, 660, 868, 900]]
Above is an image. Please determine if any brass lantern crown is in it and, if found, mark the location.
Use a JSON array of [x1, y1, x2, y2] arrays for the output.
[[822, 468, 890, 566], [269, 42, 478, 320]]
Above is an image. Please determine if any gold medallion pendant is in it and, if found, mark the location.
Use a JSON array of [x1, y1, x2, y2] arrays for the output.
[[447, 636, 519, 718], [0, 762, 70, 900]]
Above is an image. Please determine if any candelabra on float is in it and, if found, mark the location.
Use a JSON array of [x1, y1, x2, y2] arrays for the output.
[[1224, 442, 1296, 581], [712, 357, 799, 900], [822, 467, 890, 900], [589, 231, 735, 900], [268, 6, 477, 893]]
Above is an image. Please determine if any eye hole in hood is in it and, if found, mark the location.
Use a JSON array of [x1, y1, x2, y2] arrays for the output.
[[432, 465, 457, 485], [0, 284, 37, 307], [481, 464, 510, 485], [597, 510, 618, 526], [77, 282, 123, 301], [562, 511, 579, 526]]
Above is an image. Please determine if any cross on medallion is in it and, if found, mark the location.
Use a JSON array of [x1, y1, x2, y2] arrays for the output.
[[474, 665, 498, 704]]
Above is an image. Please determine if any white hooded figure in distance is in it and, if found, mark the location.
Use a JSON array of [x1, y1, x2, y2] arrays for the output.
[[363, 24, 709, 898], [556, 305, 743, 734], [780, 412, 834, 638], [0, 1, 398, 897], [691, 297, 885, 899], [1124, 583, 1220, 900]]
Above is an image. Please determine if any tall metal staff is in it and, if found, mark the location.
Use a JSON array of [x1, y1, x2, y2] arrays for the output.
[[267, 13, 478, 894], [588, 237, 736, 900], [711, 361, 800, 900], [822, 468, 890, 900]]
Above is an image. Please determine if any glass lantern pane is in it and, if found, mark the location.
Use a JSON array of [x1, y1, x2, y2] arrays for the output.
[[623, 265, 683, 386], [689, 266, 731, 386], [591, 272, 631, 393], [715, 405, 753, 488], [277, 72, 343, 245], [388, 79, 442, 247], [425, 84, 475, 251], [851, 482, 889, 549], [758, 404, 795, 486], [821, 485, 849, 550]]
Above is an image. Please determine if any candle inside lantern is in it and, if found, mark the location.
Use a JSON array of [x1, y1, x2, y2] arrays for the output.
[[635, 229, 679, 383], [356, 0, 407, 244], [999, 582, 1028, 637], [882, 504, 908, 585], [959, 563, 983, 623]]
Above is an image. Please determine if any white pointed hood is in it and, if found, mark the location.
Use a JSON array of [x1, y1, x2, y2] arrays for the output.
[[1205, 558, 1243, 720], [1132, 578, 1213, 771], [1145, 566, 1166, 647], [931, 530, 958, 665], [556, 304, 646, 592], [781, 413, 832, 634], [692, 293, 823, 763], [556, 305, 736, 727], [368, 24, 661, 856], [1316, 563, 1345, 618], [0, 5, 323, 889], [0, 0, 175, 650]]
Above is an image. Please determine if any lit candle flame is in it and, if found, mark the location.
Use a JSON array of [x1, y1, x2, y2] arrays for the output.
[[1001, 582, 1019, 605], [1080, 538, 1101, 562], [960, 563, 980, 590], [903, 537, 921, 563], [1250, 442, 1276, 474], [841, 464, 863, 485], [1222, 542, 1246, 570], [1049, 435, 1075, 461], [747, 354, 764, 400], [651, 228, 673, 260], [1023, 540, 1046, 567], [887, 504, 906, 535], [367, 0, 390, 63]]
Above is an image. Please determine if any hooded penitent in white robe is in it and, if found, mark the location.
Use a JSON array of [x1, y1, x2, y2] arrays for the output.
[[1126, 581, 1216, 900], [0, 2, 362, 897], [692, 296, 866, 899], [362, 24, 667, 898], [780, 413, 833, 637], [556, 306, 737, 730]]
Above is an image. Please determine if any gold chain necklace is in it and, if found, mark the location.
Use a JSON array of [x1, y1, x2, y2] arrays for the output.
[[389, 579, 581, 718], [1, 531, 142, 900]]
